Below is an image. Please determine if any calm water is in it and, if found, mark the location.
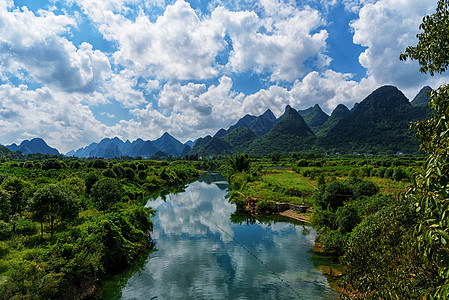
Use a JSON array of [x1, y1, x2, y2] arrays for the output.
[[102, 172, 339, 300]]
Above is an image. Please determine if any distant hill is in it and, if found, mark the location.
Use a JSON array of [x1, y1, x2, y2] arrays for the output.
[[65, 84, 436, 157], [6, 138, 59, 155], [67, 133, 190, 158], [411, 86, 432, 107], [152, 132, 186, 156], [0, 145, 16, 156], [246, 106, 315, 155], [316, 104, 351, 137], [298, 104, 329, 133], [187, 85, 433, 156], [227, 109, 278, 136], [319, 85, 431, 153]]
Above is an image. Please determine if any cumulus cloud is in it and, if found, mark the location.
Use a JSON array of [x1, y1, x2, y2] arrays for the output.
[[290, 70, 377, 112], [214, 4, 329, 81], [350, 0, 437, 89], [0, 2, 112, 93], [0, 84, 107, 153], [76, 0, 330, 82]]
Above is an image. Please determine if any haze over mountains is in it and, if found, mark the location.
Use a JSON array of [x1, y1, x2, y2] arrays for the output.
[[1, 85, 432, 157]]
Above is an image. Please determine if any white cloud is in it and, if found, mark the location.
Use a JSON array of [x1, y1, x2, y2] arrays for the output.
[[118, 76, 245, 141], [350, 0, 438, 89], [77, 0, 330, 82], [0, 2, 112, 93], [213, 3, 329, 81], [342, 0, 376, 13], [290, 70, 377, 112], [0, 84, 107, 153]]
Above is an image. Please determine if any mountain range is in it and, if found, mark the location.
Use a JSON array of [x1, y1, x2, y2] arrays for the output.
[[0, 85, 433, 157], [5, 138, 60, 156], [65, 132, 191, 158], [190, 85, 432, 155]]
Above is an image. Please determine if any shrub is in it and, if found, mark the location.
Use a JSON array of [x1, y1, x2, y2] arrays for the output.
[[316, 180, 352, 211], [15, 218, 38, 236], [91, 178, 123, 210], [336, 205, 361, 233]]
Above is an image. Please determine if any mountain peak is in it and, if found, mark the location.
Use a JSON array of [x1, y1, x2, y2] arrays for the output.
[[261, 109, 276, 120], [7, 138, 59, 155], [411, 86, 432, 107]]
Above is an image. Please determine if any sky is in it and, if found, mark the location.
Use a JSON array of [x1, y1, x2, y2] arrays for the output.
[[0, 0, 447, 153]]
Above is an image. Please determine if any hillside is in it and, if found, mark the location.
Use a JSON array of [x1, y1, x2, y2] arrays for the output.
[[316, 104, 351, 137], [6, 138, 59, 155], [246, 106, 316, 155], [298, 104, 329, 133], [411, 86, 432, 107], [318, 85, 431, 153], [67, 133, 189, 158]]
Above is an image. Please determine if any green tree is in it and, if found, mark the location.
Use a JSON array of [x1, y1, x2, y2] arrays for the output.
[[1, 177, 30, 233], [316, 180, 352, 211], [85, 172, 99, 195], [229, 154, 250, 173], [271, 152, 281, 163], [30, 183, 80, 237], [399, 1, 449, 297], [91, 178, 123, 210], [400, 0, 449, 75], [0, 189, 11, 222]]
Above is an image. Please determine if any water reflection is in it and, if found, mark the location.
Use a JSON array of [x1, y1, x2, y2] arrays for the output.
[[117, 173, 338, 299]]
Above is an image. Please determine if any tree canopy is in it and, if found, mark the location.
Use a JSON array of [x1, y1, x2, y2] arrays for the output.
[[400, 1, 449, 297]]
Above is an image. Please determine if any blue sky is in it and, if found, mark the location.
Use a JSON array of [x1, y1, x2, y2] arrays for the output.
[[0, 0, 445, 153]]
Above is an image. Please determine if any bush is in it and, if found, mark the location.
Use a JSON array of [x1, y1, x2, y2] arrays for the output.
[[91, 178, 123, 210], [102, 168, 117, 178], [318, 228, 349, 255], [392, 166, 408, 181], [15, 219, 38, 236], [92, 159, 107, 169], [256, 200, 276, 214], [336, 205, 361, 233], [41, 159, 63, 170], [0, 220, 11, 240], [316, 180, 352, 211]]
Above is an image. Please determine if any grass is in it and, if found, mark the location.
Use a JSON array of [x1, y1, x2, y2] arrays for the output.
[[261, 171, 317, 192]]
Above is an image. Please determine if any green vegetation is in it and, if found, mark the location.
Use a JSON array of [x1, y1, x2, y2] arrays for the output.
[[0, 158, 199, 299], [224, 151, 446, 298]]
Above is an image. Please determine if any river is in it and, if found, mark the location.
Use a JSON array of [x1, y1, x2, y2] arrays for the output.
[[99, 172, 340, 299]]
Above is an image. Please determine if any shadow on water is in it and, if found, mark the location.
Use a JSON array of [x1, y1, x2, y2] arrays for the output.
[[96, 242, 157, 300]]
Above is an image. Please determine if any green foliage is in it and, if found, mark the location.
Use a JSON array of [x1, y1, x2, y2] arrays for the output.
[[84, 172, 99, 195], [256, 200, 276, 214], [0, 158, 198, 299], [344, 177, 379, 197], [400, 0, 449, 75], [0, 220, 11, 240], [91, 178, 123, 210], [41, 159, 63, 170], [336, 204, 361, 233], [1, 177, 30, 222], [30, 183, 80, 237], [271, 152, 281, 163], [92, 159, 108, 169], [229, 154, 250, 173], [102, 168, 117, 178], [341, 199, 425, 299], [0, 189, 11, 222], [316, 180, 352, 211], [399, 2, 449, 297]]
